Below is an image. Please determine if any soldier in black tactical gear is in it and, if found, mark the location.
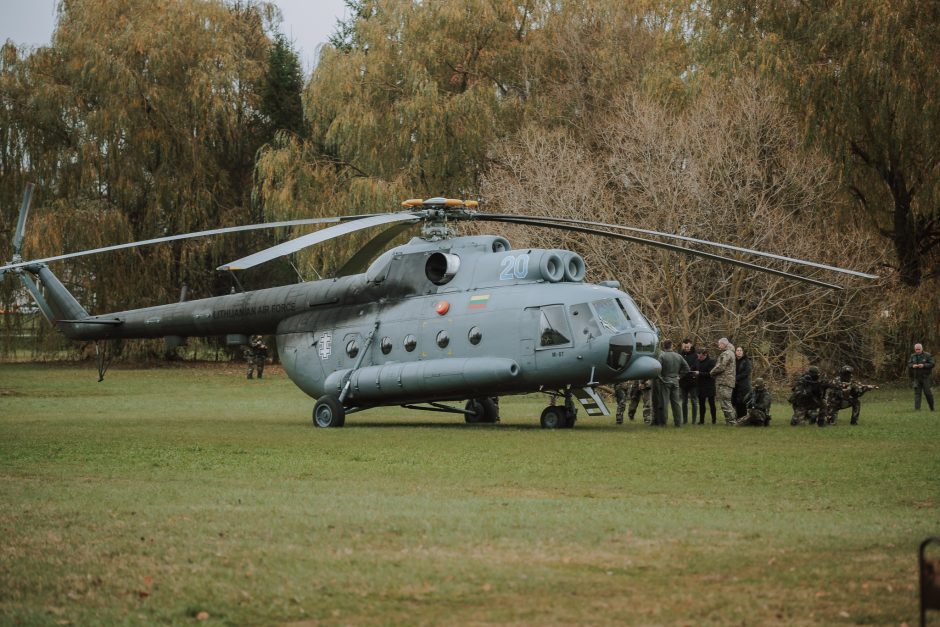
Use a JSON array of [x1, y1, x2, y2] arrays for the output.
[[823, 366, 877, 425], [736, 378, 771, 426], [789, 365, 834, 426]]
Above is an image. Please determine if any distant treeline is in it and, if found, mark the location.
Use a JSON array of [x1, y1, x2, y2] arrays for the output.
[[1, 0, 938, 378]]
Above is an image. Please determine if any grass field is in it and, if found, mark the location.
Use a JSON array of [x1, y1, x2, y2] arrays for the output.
[[1, 363, 938, 625]]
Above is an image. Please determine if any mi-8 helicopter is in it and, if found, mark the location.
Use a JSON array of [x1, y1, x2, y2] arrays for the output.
[[1, 186, 877, 428]]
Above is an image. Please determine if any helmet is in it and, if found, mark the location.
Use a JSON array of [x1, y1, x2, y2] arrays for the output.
[[840, 365, 854, 375], [808, 365, 819, 375], [754, 378, 765, 387]]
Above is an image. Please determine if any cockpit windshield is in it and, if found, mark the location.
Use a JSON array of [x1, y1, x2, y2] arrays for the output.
[[592, 298, 630, 333], [617, 296, 650, 328]]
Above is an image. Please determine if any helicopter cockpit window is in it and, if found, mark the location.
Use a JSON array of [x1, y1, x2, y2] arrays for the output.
[[618, 296, 650, 327], [569, 303, 601, 339], [538, 305, 572, 347], [592, 298, 630, 334]]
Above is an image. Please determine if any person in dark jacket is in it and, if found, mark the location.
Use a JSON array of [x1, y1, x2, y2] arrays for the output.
[[695, 348, 717, 424], [678, 338, 699, 424], [732, 345, 753, 419]]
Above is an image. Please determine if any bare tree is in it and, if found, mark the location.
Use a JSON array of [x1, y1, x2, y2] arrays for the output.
[[483, 81, 889, 379]]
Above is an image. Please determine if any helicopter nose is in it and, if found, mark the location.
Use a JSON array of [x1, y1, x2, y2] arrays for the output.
[[606, 332, 633, 372], [608, 331, 661, 381]]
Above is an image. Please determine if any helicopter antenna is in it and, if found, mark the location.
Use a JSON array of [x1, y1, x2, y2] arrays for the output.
[[228, 270, 244, 293], [288, 260, 307, 283]]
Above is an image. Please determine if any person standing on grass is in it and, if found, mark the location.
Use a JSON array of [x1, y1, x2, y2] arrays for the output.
[[696, 348, 717, 424], [245, 335, 269, 380], [655, 339, 690, 427], [732, 346, 753, 419], [710, 338, 737, 424], [908, 343, 935, 411], [678, 338, 699, 424]]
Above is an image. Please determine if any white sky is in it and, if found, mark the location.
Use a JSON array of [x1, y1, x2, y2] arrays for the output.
[[0, 0, 349, 73]]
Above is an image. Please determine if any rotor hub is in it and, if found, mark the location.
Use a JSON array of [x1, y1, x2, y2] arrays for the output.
[[401, 197, 480, 241]]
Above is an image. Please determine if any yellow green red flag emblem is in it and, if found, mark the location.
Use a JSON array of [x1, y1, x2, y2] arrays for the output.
[[468, 294, 490, 309]]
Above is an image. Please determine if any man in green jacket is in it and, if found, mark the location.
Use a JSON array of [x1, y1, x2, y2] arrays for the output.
[[908, 343, 935, 411], [654, 339, 691, 426]]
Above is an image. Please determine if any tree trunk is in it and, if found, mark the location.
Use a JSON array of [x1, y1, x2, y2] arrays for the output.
[[891, 175, 921, 287]]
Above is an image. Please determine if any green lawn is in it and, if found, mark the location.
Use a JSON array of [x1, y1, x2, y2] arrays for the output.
[[1, 363, 938, 625]]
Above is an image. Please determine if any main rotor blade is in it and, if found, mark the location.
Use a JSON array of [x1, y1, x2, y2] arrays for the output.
[[218, 213, 421, 272], [0, 215, 379, 274], [13, 183, 35, 255], [333, 222, 415, 278], [480, 215, 845, 290], [484, 213, 878, 280]]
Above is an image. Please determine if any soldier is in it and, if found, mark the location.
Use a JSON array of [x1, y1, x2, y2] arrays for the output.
[[735, 377, 771, 426], [245, 334, 269, 380], [655, 340, 691, 426], [788, 365, 832, 426], [709, 337, 737, 424], [616, 379, 652, 424], [823, 366, 877, 425], [908, 343, 935, 411]]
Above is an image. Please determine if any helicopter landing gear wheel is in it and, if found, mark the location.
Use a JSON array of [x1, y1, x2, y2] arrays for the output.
[[464, 397, 499, 424], [540, 405, 570, 429], [313, 396, 346, 428]]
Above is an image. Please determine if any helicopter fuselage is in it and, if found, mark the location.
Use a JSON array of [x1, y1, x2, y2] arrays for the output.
[[38, 234, 661, 412]]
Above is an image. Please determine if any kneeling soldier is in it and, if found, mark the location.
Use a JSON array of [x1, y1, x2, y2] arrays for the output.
[[736, 378, 772, 426]]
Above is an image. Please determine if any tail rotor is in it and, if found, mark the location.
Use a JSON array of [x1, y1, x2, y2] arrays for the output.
[[1, 182, 34, 280]]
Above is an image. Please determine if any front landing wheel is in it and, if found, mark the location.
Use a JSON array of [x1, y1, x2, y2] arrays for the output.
[[313, 396, 346, 428]]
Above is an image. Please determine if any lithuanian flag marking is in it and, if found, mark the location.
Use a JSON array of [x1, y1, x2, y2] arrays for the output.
[[468, 294, 490, 309]]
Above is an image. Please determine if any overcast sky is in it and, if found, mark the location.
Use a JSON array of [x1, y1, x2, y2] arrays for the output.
[[0, 0, 349, 73]]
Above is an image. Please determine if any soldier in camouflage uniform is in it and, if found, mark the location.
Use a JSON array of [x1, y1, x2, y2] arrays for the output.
[[244, 335, 269, 379], [908, 343, 935, 411], [788, 365, 834, 426], [735, 377, 771, 426], [709, 338, 737, 424], [822, 366, 877, 425], [614, 380, 652, 424]]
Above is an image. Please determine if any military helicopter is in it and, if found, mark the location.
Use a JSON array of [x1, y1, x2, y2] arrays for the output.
[[1, 185, 877, 428]]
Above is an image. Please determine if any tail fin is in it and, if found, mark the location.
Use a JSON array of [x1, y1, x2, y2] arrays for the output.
[[25, 264, 89, 325]]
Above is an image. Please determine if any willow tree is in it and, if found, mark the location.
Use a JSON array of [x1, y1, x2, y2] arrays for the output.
[[254, 0, 661, 276], [5, 0, 278, 324], [696, 0, 940, 289]]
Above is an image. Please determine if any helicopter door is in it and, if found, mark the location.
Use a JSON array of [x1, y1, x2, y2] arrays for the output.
[[522, 305, 574, 372], [519, 308, 537, 371]]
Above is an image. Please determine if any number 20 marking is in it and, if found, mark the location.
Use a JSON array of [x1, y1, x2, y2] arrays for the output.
[[499, 254, 530, 280]]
